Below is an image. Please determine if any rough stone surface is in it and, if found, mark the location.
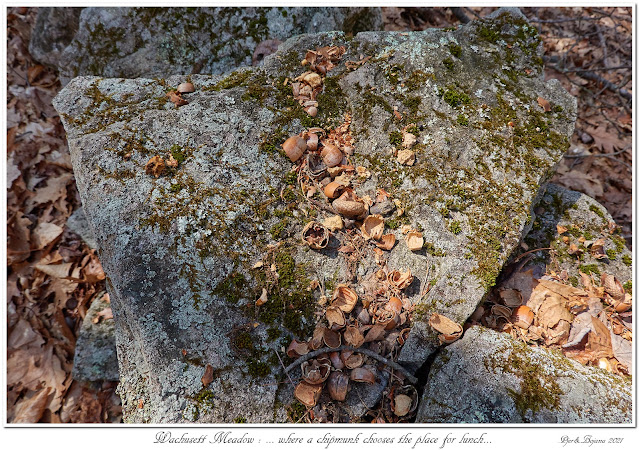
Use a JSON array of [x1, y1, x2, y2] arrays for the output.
[[54, 9, 576, 423], [29, 7, 84, 68], [72, 292, 119, 382], [31, 7, 383, 85], [417, 326, 632, 423], [66, 206, 99, 249], [522, 183, 632, 285]]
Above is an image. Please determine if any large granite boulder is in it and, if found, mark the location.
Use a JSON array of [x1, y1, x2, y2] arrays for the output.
[[417, 326, 631, 423], [31, 7, 383, 85], [54, 9, 578, 422]]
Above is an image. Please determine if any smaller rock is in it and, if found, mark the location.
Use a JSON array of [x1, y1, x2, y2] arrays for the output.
[[66, 207, 99, 249], [369, 200, 395, 216], [579, 131, 594, 144], [72, 292, 119, 382], [417, 326, 631, 423]]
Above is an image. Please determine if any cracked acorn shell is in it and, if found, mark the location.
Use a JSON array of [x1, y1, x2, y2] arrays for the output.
[[302, 221, 329, 249], [375, 233, 396, 250], [326, 306, 346, 329], [320, 143, 343, 168], [350, 366, 376, 384], [301, 359, 331, 385], [389, 269, 413, 290], [331, 285, 358, 313], [324, 181, 345, 199], [329, 351, 344, 370], [361, 215, 384, 241], [306, 132, 319, 151], [282, 135, 307, 162]]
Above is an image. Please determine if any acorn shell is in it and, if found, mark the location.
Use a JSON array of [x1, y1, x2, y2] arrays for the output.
[[350, 366, 376, 384], [320, 144, 343, 168], [333, 191, 367, 219], [306, 132, 319, 151], [294, 381, 322, 407], [361, 215, 385, 241], [389, 269, 413, 290], [327, 371, 349, 401], [282, 135, 307, 162], [302, 221, 329, 250], [324, 181, 345, 199], [511, 305, 534, 329], [177, 82, 195, 93], [331, 285, 358, 313], [375, 234, 396, 250]]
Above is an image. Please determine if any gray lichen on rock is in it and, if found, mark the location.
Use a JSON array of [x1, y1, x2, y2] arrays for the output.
[[54, 8, 581, 422]]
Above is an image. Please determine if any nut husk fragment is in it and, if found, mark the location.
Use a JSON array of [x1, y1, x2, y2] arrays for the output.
[[294, 381, 322, 407], [327, 371, 349, 401], [405, 231, 424, 251]]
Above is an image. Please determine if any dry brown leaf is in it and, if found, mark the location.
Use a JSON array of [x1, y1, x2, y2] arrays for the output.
[[145, 156, 166, 177], [31, 221, 63, 250], [537, 295, 573, 328], [428, 313, 463, 335], [201, 364, 214, 387], [34, 262, 73, 279], [12, 387, 53, 423], [537, 279, 588, 300], [537, 96, 551, 112]]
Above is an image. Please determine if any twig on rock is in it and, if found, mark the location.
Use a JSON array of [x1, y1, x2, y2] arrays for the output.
[[284, 345, 418, 385]]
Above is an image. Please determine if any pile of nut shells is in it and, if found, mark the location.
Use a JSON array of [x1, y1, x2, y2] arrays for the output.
[[276, 45, 451, 422], [288, 273, 419, 420]]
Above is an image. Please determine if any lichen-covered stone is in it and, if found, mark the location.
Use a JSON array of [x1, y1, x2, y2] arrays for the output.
[[66, 206, 99, 249], [417, 326, 631, 423], [53, 9, 576, 422], [522, 183, 632, 285], [31, 7, 383, 85], [72, 292, 119, 382]]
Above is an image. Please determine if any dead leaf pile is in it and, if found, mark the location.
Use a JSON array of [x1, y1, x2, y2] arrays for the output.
[[472, 267, 632, 376], [7, 7, 120, 423]]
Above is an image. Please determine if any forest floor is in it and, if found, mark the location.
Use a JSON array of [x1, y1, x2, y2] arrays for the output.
[[6, 7, 632, 423]]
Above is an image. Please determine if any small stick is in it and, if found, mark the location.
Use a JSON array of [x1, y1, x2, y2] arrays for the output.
[[284, 345, 418, 385], [274, 348, 296, 386]]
